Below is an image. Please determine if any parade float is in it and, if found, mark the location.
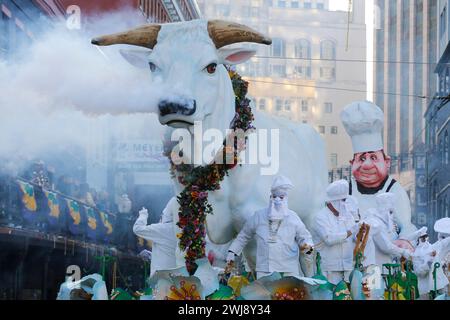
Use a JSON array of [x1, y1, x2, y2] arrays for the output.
[[54, 19, 450, 301]]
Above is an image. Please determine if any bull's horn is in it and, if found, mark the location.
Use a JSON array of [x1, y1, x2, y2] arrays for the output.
[[91, 24, 162, 49], [207, 20, 272, 49]]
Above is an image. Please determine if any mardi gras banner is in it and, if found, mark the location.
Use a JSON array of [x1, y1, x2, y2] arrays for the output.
[[17, 180, 38, 223], [99, 211, 114, 242], [85, 206, 98, 241], [43, 189, 61, 227], [66, 199, 83, 235]]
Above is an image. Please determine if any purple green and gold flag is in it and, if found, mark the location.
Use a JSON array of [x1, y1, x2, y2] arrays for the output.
[[66, 199, 82, 235], [17, 180, 37, 223], [44, 190, 60, 226]]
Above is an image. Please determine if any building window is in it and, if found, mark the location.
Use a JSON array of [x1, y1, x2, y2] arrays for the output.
[[445, 131, 449, 165], [316, 1, 325, 10], [291, 1, 299, 8], [446, 68, 450, 95], [215, 4, 230, 17], [320, 67, 336, 80], [271, 64, 286, 77], [259, 98, 266, 110], [318, 126, 325, 134], [331, 126, 338, 135], [301, 100, 309, 112], [251, 6, 259, 17], [284, 100, 292, 111], [304, 1, 312, 9], [275, 99, 283, 111], [294, 66, 311, 79], [1, 12, 10, 55], [324, 102, 333, 113], [320, 40, 336, 60], [278, 0, 287, 8], [440, 6, 447, 39], [330, 153, 338, 168], [242, 6, 251, 17], [295, 39, 311, 59], [271, 38, 286, 57]]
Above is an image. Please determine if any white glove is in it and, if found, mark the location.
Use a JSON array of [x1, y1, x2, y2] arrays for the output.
[[350, 223, 361, 236], [226, 251, 236, 263], [139, 207, 149, 217], [139, 249, 152, 262]]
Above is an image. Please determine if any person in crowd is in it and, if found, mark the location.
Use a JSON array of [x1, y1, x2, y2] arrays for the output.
[[363, 193, 412, 274], [226, 175, 314, 280], [312, 179, 360, 285], [96, 190, 111, 212], [133, 200, 178, 276], [413, 218, 450, 299], [78, 183, 96, 207], [56, 175, 70, 195], [115, 194, 133, 251]]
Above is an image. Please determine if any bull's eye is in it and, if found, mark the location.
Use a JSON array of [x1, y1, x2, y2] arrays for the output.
[[205, 63, 217, 74], [149, 62, 158, 72]]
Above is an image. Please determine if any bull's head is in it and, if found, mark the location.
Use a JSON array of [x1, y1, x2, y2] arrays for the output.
[[91, 20, 271, 135]]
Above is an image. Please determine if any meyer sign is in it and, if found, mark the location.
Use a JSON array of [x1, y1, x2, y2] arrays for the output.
[[112, 140, 167, 163]]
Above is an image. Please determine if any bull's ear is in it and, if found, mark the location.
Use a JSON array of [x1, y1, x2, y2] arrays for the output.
[[218, 47, 257, 65], [119, 49, 152, 69]]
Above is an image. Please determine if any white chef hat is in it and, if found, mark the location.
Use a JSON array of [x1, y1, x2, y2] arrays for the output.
[[340, 101, 384, 154], [270, 175, 294, 194], [434, 217, 450, 234], [325, 179, 349, 202]]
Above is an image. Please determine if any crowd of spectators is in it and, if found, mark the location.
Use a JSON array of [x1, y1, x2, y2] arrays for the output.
[[0, 159, 139, 254]]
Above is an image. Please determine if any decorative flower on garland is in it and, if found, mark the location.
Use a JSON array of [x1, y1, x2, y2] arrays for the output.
[[163, 69, 255, 274]]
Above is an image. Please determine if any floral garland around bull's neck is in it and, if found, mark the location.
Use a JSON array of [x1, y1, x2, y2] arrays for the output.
[[163, 69, 255, 274]]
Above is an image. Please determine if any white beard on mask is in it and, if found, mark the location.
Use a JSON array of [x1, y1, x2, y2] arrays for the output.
[[268, 197, 289, 220]]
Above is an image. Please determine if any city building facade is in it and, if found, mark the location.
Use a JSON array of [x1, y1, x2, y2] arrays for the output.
[[0, 0, 65, 60], [425, 0, 450, 238], [197, 0, 367, 171], [373, 0, 438, 226]]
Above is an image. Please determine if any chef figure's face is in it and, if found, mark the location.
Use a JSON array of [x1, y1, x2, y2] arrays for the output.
[[350, 150, 391, 188]]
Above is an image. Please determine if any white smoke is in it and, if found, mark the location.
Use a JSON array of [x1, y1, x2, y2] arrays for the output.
[[0, 12, 167, 174]]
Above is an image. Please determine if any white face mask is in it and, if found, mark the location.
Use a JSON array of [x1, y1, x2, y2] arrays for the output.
[[269, 192, 288, 219], [330, 199, 347, 214]]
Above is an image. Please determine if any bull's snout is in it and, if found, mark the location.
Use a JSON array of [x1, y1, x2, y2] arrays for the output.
[[158, 99, 197, 116]]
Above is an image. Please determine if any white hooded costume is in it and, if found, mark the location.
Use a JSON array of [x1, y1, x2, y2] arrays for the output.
[[341, 101, 416, 237], [363, 193, 411, 273], [313, 179, 359, 285], [227, 175, 313, 279], [413, 218, 450, 296], [133, 198, 178, 276]]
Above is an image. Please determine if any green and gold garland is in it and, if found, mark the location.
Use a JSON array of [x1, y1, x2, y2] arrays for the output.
[[163, 69, 255, 274]]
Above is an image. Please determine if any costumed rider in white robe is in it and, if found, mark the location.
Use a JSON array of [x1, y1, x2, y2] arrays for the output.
[[413, 218, 450, 298], [341, 101, 417, 237], [133, 199, 178, 276], [364, 193, 411, 275], [313, 179, 360, 285], [226, 175, 314, 280]]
